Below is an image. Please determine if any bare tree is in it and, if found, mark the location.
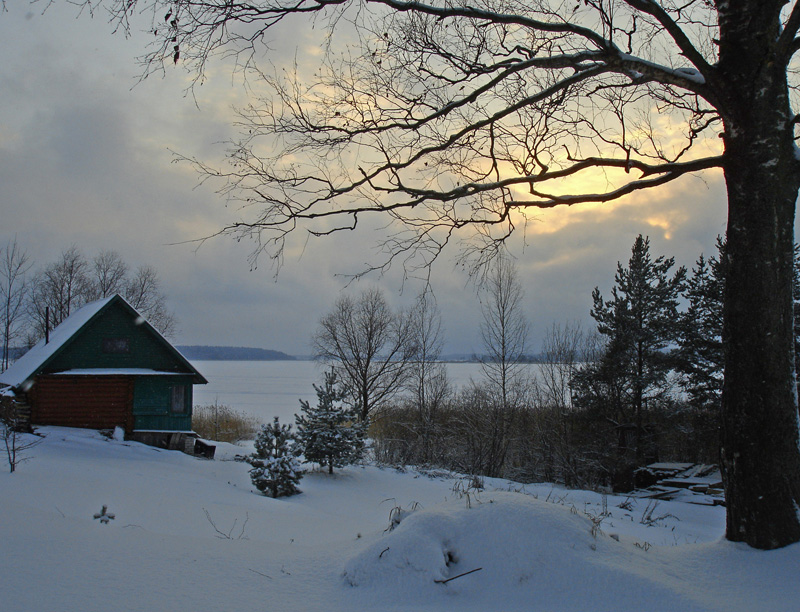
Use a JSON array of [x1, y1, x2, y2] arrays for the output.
[[313, 287, 415, 422], [80, 0, 800, 548], [88, 254, 177, 337], [537, 322, 587, 413], [124, 265, 177, 338], [532, 322, 594, 486], [26, 248, 177, 341], [478, 255, 530, 411], [451, 256, 531, 479], [0, 238, 31, 371], [89, 250, 129, 299], [28, 246, 90, 338], [406, 291, 450, 462], [0, 396, 40, 473]]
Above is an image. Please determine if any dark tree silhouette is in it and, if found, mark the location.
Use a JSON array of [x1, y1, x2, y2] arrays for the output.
[[591, 235, 685, 460]]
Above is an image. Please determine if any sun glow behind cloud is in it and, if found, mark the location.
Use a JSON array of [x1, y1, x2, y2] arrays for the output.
[[511, 167, 723, 243], [500, 111, 723, 242]]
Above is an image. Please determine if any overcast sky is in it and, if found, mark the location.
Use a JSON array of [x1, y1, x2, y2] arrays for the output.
[[0, 3, 744, 357]]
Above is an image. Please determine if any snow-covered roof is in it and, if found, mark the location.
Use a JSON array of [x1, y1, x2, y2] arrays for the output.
[[0, 296, 116, 388], [52, 369, 191, 376], [0, 294, 206, 388]]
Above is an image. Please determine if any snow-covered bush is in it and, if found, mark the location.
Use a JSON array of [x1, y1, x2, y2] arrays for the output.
[[295, 369, 366, 474], [248, 417, 304, 498]]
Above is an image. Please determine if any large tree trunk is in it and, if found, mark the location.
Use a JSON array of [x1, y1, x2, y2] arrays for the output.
[[717, 0, 800, 549]]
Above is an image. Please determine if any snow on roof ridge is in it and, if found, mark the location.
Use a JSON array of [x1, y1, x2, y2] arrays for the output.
[[53, 368, 188, 376], [0, 295, 117, 388]]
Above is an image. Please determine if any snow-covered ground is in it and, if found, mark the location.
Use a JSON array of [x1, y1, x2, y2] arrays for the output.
[[1, 427, 797, 612]]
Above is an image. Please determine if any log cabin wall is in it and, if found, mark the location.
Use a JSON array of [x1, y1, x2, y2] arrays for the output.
[[29, 375, 134, 431]]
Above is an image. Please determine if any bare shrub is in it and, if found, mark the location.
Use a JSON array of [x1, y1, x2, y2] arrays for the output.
[[371, 384, 522, 480], [192, 401, 259, 443], [370, 401, 459, 468], [371, 319, 716, 489], [369, 403, 437, 467], [0, 395, 40, 473], [446, 384, 523, 479]]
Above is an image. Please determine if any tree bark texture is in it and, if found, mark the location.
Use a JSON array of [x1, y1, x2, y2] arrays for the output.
[[717, 0, 800, 549]]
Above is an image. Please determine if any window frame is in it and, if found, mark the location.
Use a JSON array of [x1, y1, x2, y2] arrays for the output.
[[170, 384, 186, 414], [101, 337, 131, 354]]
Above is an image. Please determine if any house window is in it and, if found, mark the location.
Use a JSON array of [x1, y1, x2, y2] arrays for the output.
[[102, 337, 130, 354], [171, 385, 186, 413]]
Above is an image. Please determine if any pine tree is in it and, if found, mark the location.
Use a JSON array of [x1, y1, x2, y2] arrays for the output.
[[673, 239, 726, 463], [576, 235, 686, 468], [296, 369, 366, 474], [676, 238, 800, 463], [677, 239, 726, 411], [248, 417, 304, 498]]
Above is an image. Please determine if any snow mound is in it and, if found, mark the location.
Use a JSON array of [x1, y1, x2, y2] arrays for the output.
[[343, 491, 611, 590]]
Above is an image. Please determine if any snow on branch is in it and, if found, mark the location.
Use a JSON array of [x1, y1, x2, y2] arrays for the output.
[[778, 1, 800, 61], [621, 0, 714, 76], [511, 156, 722, 207], [370, 0, 612, 50]]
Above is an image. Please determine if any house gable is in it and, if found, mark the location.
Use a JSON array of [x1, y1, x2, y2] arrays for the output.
[[0, 295, 206, 390], [46, 300, 195, 377]]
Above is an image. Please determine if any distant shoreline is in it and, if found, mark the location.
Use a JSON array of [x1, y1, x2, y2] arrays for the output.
[[180, 346, 547, 364], [5, 344, 546, 364], [176, 345, 296, 361]]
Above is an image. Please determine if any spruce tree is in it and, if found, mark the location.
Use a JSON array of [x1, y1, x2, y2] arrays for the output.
[[296, 369, 365, 474], [248, 417, 304, 498], [576, 235, 686, 469]]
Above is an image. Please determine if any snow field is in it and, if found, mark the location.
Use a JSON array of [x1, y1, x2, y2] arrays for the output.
[[0, 427, 797, 611]]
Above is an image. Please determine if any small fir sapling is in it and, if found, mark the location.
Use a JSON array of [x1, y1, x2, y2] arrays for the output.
[[248, 417, 304, 498], [295, 369, 366, 474]]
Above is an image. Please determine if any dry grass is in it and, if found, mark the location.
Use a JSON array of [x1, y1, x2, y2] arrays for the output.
[[192, 401, 259, 443]]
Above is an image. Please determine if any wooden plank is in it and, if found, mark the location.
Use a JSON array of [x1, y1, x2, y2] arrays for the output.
[[30, 376, 133, 430]]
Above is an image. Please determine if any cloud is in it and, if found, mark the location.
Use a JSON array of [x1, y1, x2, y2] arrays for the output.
[[0, 3, 783, 358]]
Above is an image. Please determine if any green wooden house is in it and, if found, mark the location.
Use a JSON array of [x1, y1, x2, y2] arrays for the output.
[[0, 294, 207, 452]]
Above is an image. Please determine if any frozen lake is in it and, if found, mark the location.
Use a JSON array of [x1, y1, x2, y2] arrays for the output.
[[190, 360, 494, 424]]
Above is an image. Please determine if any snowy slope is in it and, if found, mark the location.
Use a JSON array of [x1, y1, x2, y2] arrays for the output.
[[0, 427, 797, 612]]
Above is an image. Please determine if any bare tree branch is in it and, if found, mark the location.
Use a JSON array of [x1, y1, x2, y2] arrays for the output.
[[778, 0, 800, 60], [621, 0, 714, 77]]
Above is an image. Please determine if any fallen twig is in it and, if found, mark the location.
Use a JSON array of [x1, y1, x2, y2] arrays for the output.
[[203, 508, 249, 539], [434, 567, 483, 584], [249, 568, 273, 579]]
